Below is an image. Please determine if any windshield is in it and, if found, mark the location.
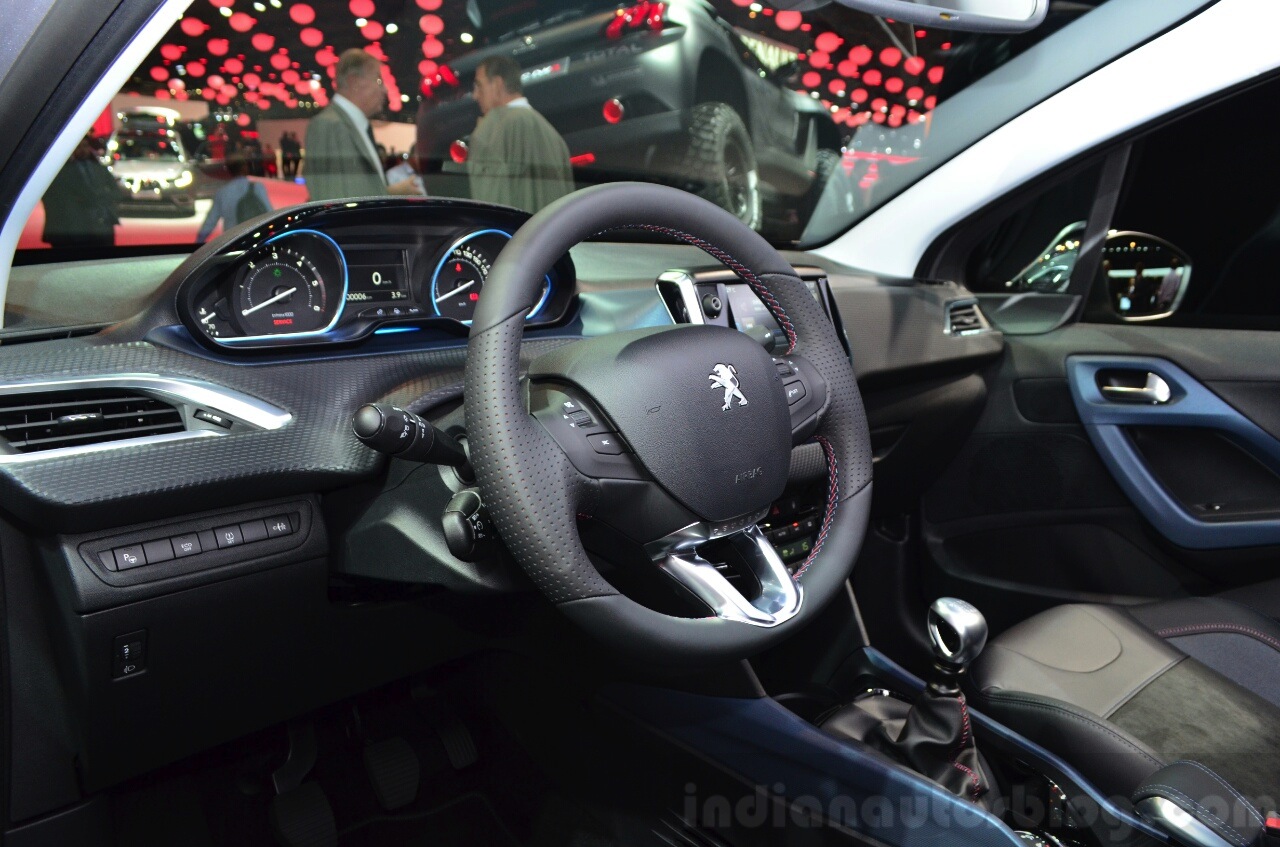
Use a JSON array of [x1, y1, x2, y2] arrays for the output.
[[10, 0, 1113, 334]]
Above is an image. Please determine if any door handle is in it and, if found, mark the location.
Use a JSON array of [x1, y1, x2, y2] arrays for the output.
[[1098, 372, 1172, 404]]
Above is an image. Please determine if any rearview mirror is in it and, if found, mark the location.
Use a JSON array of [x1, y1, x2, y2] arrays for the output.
[[778, 0, 1048, 33], [1101, 232, 1192, 322]]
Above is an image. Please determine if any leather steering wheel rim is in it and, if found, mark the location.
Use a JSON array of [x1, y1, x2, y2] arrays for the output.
[[464, 183, 873, 665]]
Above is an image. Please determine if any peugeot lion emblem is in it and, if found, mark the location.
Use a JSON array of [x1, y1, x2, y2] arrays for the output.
[[709, 363, 748, 412]]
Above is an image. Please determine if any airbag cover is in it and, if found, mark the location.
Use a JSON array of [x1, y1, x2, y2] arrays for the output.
[[529, 325, 791, 522]]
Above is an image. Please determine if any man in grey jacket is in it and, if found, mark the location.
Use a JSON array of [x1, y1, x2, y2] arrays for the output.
[[304, 49, 418, 202]]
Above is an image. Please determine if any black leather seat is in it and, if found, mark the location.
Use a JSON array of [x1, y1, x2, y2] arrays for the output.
[[969, 595, 1280, 804]]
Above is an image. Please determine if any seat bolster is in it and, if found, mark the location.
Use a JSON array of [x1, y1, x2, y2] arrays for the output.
[[975, 690, 1165, 797]]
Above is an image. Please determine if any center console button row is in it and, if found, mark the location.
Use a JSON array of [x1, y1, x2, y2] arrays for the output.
[[107, 513, 297, 571]]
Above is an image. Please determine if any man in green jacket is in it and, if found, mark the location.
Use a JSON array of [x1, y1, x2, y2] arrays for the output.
[[468, 55, 574, 214], [304, 49, 419, 202]]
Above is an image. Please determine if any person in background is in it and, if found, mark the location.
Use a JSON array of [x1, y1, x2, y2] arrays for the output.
[[304, 49, 419, 201], [41, 134, 119, 249], [467, 55, 574, 214], [195, 153, 272, 243]]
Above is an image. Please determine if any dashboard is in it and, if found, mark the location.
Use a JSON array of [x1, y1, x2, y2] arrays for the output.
[[178, 198, 577, 349]]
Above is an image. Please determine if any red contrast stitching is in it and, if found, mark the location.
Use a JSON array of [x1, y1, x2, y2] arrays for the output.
[[1155, 623, 1280, 653], [951, 696, 983, 800], [792, 435, 838, 579], [592, 224, 798, 353]]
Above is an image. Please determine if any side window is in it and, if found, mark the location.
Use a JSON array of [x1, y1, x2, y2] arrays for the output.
[[1104, 72, 1280, 326], [961, 161, 1103, 294]]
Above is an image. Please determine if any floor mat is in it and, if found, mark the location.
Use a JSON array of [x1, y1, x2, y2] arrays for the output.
[[337, 793, 519, 847]]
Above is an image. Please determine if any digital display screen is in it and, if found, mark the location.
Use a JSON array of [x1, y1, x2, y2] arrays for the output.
[[345, 249, 409, 302], [725, 281, 823, 342]]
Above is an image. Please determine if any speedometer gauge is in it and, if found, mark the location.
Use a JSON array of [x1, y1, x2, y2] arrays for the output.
[[429, 229, 550, 324], [231, 230, 347, 340]]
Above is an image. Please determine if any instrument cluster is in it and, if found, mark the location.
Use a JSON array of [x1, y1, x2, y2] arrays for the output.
[[180, 200, 574, 350]]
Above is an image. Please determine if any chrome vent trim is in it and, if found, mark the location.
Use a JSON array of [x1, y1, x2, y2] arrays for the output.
[[944, 299, 993, 336], [0, 374, 291, 464]]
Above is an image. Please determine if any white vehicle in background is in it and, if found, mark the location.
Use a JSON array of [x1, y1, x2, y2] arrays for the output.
[[105, 111, 196, 216]]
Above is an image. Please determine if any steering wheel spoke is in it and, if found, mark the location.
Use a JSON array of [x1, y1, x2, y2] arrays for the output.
[[774, 353, 828, 446], [645, 518, 801, 627]]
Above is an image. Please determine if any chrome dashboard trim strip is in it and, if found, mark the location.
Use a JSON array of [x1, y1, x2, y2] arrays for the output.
[[0, 373, 291, 464]]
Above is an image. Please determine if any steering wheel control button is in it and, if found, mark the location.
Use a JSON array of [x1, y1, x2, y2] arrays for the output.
[[442, 490, 493, 562], [352, 403, 470, 468], [266, 515, 295, 538], [214, 524, 244, 549], [142, 538, 174, 565], [171, 533, 202, 558], [783, 380, 807, 405], [193, 408, 233, 429], [113, 545, 147, 571], [568, 410, 594, 428], [113, 631, 147, 680], [587, 433, 625, 455], [240, 519, 270, 544]]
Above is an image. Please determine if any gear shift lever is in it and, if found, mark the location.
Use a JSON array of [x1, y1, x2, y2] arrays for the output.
[[926, 597, 989, 696]]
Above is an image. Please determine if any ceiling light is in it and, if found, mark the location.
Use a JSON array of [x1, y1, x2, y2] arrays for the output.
[[253, 2, 265, 10], [355, 17, 367, 26], [219, 6, 232, 16], [460, 32, 474, 43], [386, 23, 399, 34]]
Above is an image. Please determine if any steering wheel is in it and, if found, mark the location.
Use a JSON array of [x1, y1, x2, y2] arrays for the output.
[[464, 183, 872, 664]]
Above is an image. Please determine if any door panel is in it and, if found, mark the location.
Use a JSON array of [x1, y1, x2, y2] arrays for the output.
[[920, 323, 1280, 636]]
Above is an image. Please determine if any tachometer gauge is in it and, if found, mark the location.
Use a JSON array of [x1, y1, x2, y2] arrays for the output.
[[231, 230, 347, 340], [430, 229, 550, 324]]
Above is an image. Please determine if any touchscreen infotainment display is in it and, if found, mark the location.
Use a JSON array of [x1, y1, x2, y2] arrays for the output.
[[724, 280, 822, 339]]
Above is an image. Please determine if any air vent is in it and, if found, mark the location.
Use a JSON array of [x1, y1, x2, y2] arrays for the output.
[[0, 388, 184, 454], [945, 300, 991, 336]]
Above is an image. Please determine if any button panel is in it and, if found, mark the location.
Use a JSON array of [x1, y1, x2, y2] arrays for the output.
[[100, 513, 297, 572], [113, 630, 147, 679]]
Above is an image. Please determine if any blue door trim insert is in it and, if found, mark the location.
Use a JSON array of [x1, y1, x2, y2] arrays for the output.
[[1068, 355, 1280, 548]]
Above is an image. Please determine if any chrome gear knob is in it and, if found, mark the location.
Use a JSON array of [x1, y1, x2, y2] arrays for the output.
[[927, 598, 988, 670]]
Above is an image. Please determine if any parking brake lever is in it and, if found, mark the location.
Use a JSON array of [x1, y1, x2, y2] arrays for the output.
[[352, 403, 470, 470]]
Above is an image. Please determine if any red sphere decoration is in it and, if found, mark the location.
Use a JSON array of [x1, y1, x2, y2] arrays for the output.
[[814, 32, 842, 53], [149, 66, 168, 82], [885, 77, 903, 93], [282, 69, 300, 84], [850, 88, 868, 103], [187, 61, 205, 77], [862, 69, 882, 86], [421, 37, 444, 59], [270, 52, 291, 70], [315, 47, 338, 66], [879, 47, 901, 67], [903, 55, 926, 75], [180, 17, 209, 37], [252, 32, 274, 51], [243, 72, 261, 88], [827, 79, 845, 95], [289, 3, 315, 24], [906, 85, 923, 101], [808, 51, 829, 68], [160, 44, 182, 61], [300, 27, 324, 47], [349, 0, 375, 17], [801, 70, 821, 88], [209, 0, 233, 7], [208, 38, 229, 56], [361, 20, 384, 40], [418, 59, 438, 77], [416, 0, 441, 9], [228, 12, 256, 32], [927, 66, 944, 84], [871, 97, 887, 112], [775, 10, 801, 31], [418, 14, 443, 34], [223, 57, 244, 74], [849, 45, 872, 65], [237, 113, 251, 127]]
